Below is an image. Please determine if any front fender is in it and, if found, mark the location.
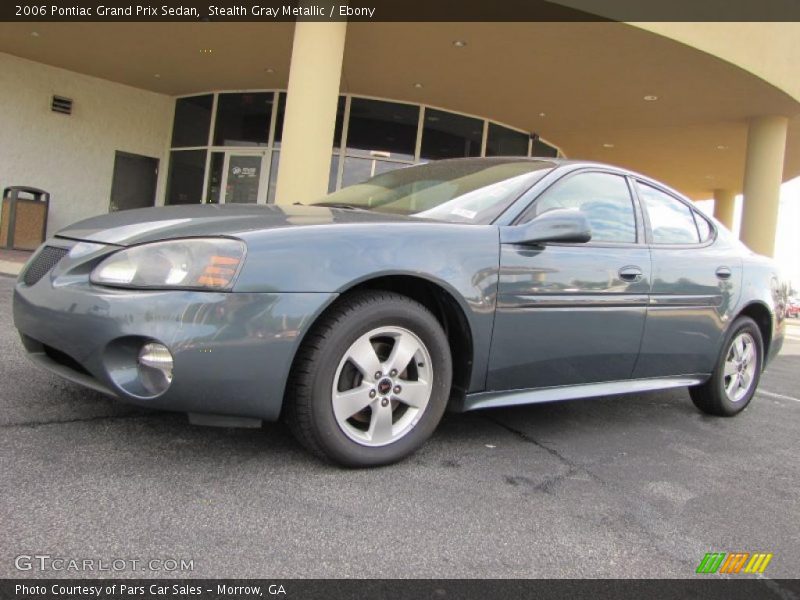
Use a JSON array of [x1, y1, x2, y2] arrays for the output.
[[233, 223, 501, 391]]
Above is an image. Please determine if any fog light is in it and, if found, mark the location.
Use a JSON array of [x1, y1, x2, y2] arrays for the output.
[[137, 342, 173, 396]]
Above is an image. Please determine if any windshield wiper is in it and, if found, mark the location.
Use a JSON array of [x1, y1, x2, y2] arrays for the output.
[[307, 202, 365, 211]]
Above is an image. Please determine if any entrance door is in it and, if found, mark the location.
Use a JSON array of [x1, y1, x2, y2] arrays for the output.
[[221, 153, 267, 204], [109, 151, 159, 212]]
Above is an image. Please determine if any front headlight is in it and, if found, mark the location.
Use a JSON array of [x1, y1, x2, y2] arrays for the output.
[[90, 238, 246, 290]]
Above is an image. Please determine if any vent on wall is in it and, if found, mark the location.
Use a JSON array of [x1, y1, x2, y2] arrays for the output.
[[51, 95, 73, 115]]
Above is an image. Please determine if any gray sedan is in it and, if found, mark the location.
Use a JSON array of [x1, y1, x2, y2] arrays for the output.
[[13, 158, 787, 466]]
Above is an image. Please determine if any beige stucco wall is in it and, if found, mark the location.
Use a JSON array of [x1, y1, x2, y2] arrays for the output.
[[0, 52, 173, 236]]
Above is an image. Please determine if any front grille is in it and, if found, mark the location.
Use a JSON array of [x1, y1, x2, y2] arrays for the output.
[[22, 246, 68, 286]]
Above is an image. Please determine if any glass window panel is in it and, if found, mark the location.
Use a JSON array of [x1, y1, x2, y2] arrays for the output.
[[328, 154, 339, 193], [420, 109, 483, 160], [213, 92, 273, 147], [528, 172, 636, 243], [532, 138, 559, 158], [638, 183, 700, 244], [205, 152, 224, 204], [171, 94, 213, 148], [333, 96, 345, 150], [341, 156, 375, 188], [272, 92, 286, 148], [341, 157, 410, 188], [224, 155, 262, 204], [267, 151, 280, 203], [345, 98, 419, 160], [373, 160, 407, 177], [694, 211, 713, 242], [486, 123, 529, 157], [165, 150, 206, 205]]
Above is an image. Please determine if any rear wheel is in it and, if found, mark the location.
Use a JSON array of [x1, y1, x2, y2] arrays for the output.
[[689, 316, 763, 416], [284, 290, 452, 467]]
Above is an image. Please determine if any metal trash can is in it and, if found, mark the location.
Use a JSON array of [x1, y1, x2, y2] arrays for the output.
[[0, 186, 50, 251]]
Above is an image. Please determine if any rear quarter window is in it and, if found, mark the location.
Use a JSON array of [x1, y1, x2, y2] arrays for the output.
[[637, 182, 700, 244]]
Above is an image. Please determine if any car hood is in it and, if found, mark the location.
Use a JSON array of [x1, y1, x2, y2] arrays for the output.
[[55, 203, 416, 246]]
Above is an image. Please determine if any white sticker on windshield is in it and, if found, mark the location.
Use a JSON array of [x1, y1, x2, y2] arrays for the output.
[[451, 208, 478, 220]]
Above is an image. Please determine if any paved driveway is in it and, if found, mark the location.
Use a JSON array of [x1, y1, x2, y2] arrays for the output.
[[1, 275, 798, 579]]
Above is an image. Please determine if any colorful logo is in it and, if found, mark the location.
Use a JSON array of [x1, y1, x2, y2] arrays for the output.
[[696, 552, 773, 574]]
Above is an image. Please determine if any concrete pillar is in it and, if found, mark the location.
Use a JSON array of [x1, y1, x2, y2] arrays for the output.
[[274, 20, 346, 205], [739, 115, 788, 257], [712, 188, 736, 231]]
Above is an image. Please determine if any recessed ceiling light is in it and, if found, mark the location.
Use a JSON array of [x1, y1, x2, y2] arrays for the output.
[[200, 48, 213, 54], [30, 31, 40, 37], [154, 73, 161, 78], [538, 112, 546, 117], [602, 143, 615, 148], [452, 40, 467, 48], [413, 82, 424, 89], [265, 67, 275, 73], [716, 144, 728, 150], [643, 95, 658, 101]]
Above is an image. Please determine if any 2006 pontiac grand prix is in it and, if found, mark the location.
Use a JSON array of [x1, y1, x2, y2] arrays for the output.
[[13, 158, 787, 466]]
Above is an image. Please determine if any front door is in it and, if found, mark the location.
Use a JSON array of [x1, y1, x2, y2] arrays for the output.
[[109, 151, 158, 212], [487, 170, 651, 391], [221, 153, 266, 204]]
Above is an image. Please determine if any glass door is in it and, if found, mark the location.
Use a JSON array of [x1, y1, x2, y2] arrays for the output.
[[206, 151, 268, 204], [222, 153, 266, 204]]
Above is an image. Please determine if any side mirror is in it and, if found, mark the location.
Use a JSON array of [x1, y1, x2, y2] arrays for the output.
[[500, 208, 592, 245]]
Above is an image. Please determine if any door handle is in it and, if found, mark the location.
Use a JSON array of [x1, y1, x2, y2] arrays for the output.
[[716, 266, 732, 280], [618, 266, 644, 282]]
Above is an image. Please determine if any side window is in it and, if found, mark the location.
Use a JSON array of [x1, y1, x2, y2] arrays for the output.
[[693, 211, 714, 242], [524, 172, 636, 243], [638, 182, 700, 244]]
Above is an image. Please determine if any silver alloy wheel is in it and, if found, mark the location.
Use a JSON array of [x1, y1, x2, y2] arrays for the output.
[[331, 326, 434, 447], [723, 331, 757, 403]]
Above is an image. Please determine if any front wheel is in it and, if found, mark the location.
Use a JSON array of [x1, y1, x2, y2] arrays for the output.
[[284, 290, 452, 467], [689, 316, 763, 416]]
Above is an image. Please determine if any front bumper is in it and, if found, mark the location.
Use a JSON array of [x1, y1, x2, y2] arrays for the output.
[[13, 242, 335, 421]]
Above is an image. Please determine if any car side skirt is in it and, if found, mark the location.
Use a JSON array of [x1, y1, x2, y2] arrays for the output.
[[460, 375, 710, 412]]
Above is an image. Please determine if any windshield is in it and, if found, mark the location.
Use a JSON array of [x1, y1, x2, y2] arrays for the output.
[[308, 158, 554, 224]]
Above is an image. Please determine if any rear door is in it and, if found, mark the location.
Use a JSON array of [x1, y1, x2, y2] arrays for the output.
[[631, 180, 741, 378], [487, 170, 651, 391]]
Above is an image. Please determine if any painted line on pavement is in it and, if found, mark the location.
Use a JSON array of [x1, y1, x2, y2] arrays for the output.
[[758, 390, 800, 403]]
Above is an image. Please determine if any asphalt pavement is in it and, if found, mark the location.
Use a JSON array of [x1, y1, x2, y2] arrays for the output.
[[1, 274, 798, 579]]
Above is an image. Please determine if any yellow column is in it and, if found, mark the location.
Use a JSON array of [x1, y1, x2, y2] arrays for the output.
[[274, 19, 346, 205], [739, 115, 788, 257], [712, 188, 736, 231]]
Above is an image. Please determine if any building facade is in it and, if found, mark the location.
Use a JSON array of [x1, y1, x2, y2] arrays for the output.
[[0, 20, 799, 256]]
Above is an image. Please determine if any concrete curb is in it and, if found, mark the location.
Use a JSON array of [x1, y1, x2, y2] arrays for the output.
[[0, 260, 23, 277]]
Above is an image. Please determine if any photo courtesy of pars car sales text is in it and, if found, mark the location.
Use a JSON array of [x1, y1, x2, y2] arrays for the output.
[[15, 584, 286, 596]]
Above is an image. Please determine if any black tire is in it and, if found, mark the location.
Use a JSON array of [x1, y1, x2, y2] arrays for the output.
[[689, 316, 763, 416], [283, 290, 452, 467]]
